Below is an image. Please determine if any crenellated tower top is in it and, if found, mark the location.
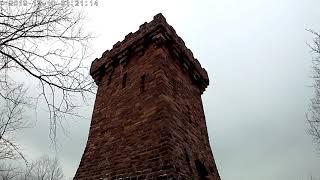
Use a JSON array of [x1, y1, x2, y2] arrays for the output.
[[90, 13, 209, 93]]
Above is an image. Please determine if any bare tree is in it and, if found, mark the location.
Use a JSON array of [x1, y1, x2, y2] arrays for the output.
[[310, 176, 320, 180], [0, 156, 65, 180], [307, 29, 320, 148], [0, 0, 94, 148], [24, 155, 64, 180], [0, 163, 20, 180], [0, 82, 29, 161]]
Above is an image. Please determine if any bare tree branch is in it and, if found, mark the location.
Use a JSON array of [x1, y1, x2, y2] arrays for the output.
[[26, 155, 64, 180], [0, 155, 65, 180], [0, 81, 29, 162], [307, 29, 320, 149], [0, 0, 95, 151], [0, 163, 21, 180]]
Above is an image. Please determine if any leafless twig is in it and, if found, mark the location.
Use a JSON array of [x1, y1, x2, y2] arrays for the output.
[[307, 29, 320, 149], [0, 1, 95, 150]]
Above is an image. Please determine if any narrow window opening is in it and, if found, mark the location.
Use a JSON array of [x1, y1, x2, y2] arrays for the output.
[[184, 149, 193, 174], [172, 79, 177, 96], [186, 105, 192, 123], [195, 159, 208, 179], [140, 74, 145, 93], [122, 73, 127, 88], [107, 74, 112, 85], [107, 69, 114, 86]]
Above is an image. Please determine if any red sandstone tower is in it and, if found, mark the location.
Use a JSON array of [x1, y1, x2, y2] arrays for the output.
[[74, 14, 220, 180]]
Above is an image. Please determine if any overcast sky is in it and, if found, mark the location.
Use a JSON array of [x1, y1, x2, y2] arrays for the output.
[[15, 0, 320, 179]]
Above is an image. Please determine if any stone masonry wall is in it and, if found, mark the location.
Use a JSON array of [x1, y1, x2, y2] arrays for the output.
[[75, 45, 176, 179], [157, 47, 220, 178], [74, 13, 221, 180]]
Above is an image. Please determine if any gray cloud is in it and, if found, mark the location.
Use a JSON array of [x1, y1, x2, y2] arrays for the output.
[[16, 0, 320, 179]]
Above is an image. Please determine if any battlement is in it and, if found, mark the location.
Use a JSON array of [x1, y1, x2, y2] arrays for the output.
[[90, 13, 209, 93]]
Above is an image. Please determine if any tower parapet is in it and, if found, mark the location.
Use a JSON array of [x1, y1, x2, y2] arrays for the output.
[[90, 13, 209, 93]]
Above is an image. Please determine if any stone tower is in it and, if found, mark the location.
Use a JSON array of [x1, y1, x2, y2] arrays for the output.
[[74, 14, 220, 180]]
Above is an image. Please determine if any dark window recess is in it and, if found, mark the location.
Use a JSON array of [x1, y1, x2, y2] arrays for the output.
[[140, 75, 146, 93], [172, 79, 179, 97], [195, 159, 209, 179], [184, 148, 193, 174], [172, 79, 176, 93], [107, 74, 112, 85], [107, 69, 114, 86], [186, 105, 192, 123], [122, 73, 127, 88]]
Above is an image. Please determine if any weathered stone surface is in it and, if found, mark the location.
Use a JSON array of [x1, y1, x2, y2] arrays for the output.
[[74, 13, 221, 180]]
